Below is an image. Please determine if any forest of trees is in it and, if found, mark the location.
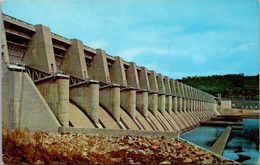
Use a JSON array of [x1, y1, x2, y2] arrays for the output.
[[178, 74, 259, 100]]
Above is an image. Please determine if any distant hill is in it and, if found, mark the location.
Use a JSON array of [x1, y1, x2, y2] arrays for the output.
[[178, 74, 259, 100]]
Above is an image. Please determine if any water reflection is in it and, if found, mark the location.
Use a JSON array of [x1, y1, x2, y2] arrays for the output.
[[180, 119, 259, 163], [180, 126, 225, 150], [223, 119, 259, 163]]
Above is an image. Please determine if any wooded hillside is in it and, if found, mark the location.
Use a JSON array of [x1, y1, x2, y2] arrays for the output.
[[179, 74, 259, 100]]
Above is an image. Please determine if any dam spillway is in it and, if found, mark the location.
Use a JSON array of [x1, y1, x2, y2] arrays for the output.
[[1, 13, 220, 134]]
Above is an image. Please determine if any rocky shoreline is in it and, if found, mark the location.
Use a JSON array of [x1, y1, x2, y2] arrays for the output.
[[2, 129, 235, 164]]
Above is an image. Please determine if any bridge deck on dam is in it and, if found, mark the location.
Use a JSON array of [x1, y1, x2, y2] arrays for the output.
[[1, 13, 220, 134]]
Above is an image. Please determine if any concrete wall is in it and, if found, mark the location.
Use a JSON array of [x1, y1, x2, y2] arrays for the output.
[[221, 100, 232, 110], [70, 83, 99, 125], [36, 78, 69, 126], [2, 14, 219, 134], [2, 70, 61, 132], [22, 25, 57, 73], [59, 126, 179, 138]]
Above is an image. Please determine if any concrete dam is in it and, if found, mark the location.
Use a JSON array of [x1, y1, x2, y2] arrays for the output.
[[1, 13, 220, 135]]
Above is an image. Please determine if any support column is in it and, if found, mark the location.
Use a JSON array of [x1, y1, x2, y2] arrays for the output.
[[121, 89, 136, 118], [70, 82, 100, 125], [179, 83, 186, 112], [126, 62, 140, 88], [202, 92, 209, 120], [87, 49, 121, 122], [22, 25, 56, 73], [170, 79, 178, 114], [148, 71, 159, 115], [173, 96, 178, 113], [136, 67, 150, 117], [185, 85, 199, 124], [111, 57, 136, 119], [169, 79, 187, 130], [110, 56, 127, 86], [193, 99, 196, 112], [1, 20, 10, 64], [205, 94, 214, 118], [197, 92, 203, 120], [163, 77, 181, 131], [178, 97, 183, 113], [148, 93, 158, 115], [138, 67, 150, 90], [181, 83, 197, 126], [36, 75, 70, 126], [165, 95, 172, 114], [198, 90, 206, 121], [157, 74, 166, 114], [177, 82, 193, 127], [188, 85, 201, 122], [183, 98, 187, 112], [136, 91, 149, 117], [88, 49, 110, 83], [100, 86, 120, 121], [164, 76, 172, 114], [61, 39, 88, 78], [158, 94, 166, 114], [150, 72, 174, 132], [2, 70, 23, 129], [57, 78, 69, 126]]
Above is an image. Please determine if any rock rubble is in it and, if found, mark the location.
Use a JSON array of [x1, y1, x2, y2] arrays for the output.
[[2, 129, 235, 164]]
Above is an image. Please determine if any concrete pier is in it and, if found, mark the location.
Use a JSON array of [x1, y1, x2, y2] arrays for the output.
[[121, 89, 136, 119], [23, 25, 57, 73], [36, 77, 70, 126], [100, 86, 121, 121], [136, 91, 149, 117], [210, 126, 232, 155], [136, 67, 149, 117], [57, 78, 69, 126], [88, 49, 110, 83], [61, 39, 88, 78], [70, 82, 100, 125], [2, 13, 219, 133]]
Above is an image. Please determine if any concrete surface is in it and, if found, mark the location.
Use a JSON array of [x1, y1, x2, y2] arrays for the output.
[[2, 14, 219, 134], [58, 126, 179, 138], [210, 126, 232, 155]]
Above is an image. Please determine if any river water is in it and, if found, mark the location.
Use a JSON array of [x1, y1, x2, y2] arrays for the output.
[[180, 119, 259, 163]]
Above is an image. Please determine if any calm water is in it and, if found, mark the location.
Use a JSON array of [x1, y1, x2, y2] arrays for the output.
[[180, 119, 259, 163]]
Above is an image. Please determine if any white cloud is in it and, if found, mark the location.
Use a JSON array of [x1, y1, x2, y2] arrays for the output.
[[192, 54, 206, 63], [117, 46, 208, 65], [117, 47, 169, 61], [229, 43, 253, 53], [142, 64, 162, 72], [88, 39, 108, 49]]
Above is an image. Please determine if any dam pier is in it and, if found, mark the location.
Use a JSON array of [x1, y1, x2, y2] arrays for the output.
[[1, 13, 219, 133]]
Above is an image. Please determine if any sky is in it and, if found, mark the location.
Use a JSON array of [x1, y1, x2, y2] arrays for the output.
[[2, 0, 259, 79]]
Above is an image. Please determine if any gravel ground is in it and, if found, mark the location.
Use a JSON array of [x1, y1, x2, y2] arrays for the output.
[[2, 129, 235, 164]]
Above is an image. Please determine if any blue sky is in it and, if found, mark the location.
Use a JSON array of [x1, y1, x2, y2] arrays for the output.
[[2, 0, 259, 79]]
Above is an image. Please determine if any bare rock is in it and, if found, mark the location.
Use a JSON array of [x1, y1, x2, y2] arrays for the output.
[[236, 154, 251, 162], [183, 158, 193, 163], [160, 161, 171, 164], [201, 157, 213, 164], [196, 151, 207, 156], [34, 160, 45, 164]]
